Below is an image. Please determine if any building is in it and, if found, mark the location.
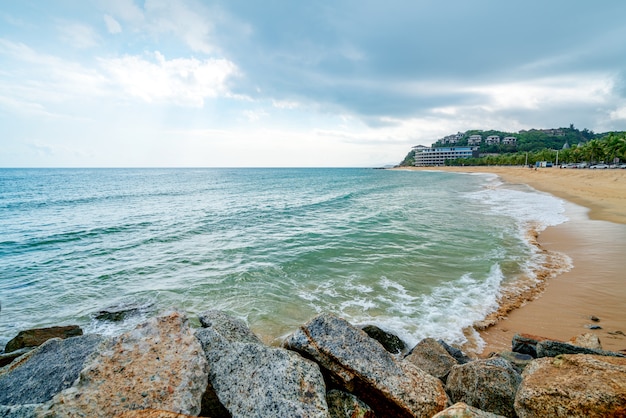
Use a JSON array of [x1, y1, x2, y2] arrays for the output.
[[414, 146, 479, 166], [468, 135, 482, 145], [502, 136, 517, 145], [486, 135, 500, 145]]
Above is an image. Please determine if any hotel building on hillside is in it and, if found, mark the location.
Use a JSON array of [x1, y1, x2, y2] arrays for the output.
[[413, 146, 479, 166]]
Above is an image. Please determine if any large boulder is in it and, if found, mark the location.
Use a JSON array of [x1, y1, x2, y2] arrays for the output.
[[446, 357, 521, 418], [283, 313, 448, 418], [41, 311, 208, 417], [405, 338, 458, 382], [511, 333, 552, 358], [432, 402, 507, 417], [0, 334, 105, 406], [568, 333, 602, 350], [3, 325, 82, 353], [514, 354, 626, 417], [361, 325, 406, 355], [536, 340, 625, 358], [326, 389, 375, 418], [196, 310, 328, 418]]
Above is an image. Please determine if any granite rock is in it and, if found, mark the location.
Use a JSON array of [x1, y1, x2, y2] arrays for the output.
[[514, 354, 626, 417], [431, 402, 508, 418], [42, 311, 208, 417], [0, 334, 105, 406], [568, 333, 602, 350], [438, 340, 472, 364], [4, 326, 82, 353], [283, 313, 448, 418], [326, 389, 375, 418], [536, 340, 625, 358], [405, 337, 458, 382], [511, 333, 552, 358], [113, 410, 197, 418], [196, 312, 328, 418], [361, 325, 406, 355], [446, 357, 521, 418]]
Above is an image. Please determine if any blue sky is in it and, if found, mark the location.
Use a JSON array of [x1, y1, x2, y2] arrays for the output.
[[1, 1, 625, 167]]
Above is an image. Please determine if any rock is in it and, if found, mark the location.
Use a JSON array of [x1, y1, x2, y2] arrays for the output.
[[568, 333, 602, 350], [536, 340, 626, 358], [283, 313, 448, 418], [3, 325, 82, 353], [196, 311, 328, 418], [197, 310, 262, 344], [432, 402, 507, 417], [0, 334, 105, 406], [42, 311, 208, 417], [0, 404, 40, 418], [446, 357, 522, 418], [405, 338, 458, 382], [438, 340, 472, 364], [511, 333, 553, 358], [585, 324, 602, 330], [589, 315, 600, 322], [514, 354, 626, 417], [94, 302, 152, 322], [326, 389, 375, 418], [361, 324, 406, 354], [0, 348, 32, 368], [491, 351, 533, 373], [113, 410, 197, 418]]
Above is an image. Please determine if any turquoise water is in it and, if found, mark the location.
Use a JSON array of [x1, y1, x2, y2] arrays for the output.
[[0, 168, 567, 349]]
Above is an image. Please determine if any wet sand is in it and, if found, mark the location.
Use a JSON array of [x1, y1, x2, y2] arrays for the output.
[[396, 166, 626, 354]]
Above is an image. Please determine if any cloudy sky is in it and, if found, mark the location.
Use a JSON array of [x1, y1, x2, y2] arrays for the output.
[[1, 1, 625, 167]]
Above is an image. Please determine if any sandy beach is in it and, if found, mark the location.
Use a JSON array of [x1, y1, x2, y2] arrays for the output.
[[397, 166, 626, 355]]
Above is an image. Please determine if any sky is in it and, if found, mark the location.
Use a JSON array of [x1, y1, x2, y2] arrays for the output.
[[1, 1, 626, 167]]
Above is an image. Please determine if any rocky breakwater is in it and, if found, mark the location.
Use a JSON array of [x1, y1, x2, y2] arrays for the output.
[[0, 311, 624, 417]]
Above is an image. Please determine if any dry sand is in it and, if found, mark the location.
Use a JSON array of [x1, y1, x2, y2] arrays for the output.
[[397, 166, 626, 355]]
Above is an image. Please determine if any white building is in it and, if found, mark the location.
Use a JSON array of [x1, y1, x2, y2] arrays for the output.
[[486, 135, 500, 145], [468, 135, 482, 145], [502, 136, 517, 145], [414, 146, 479, 166]]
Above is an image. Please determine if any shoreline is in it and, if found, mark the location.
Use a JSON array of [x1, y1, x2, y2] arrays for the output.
[[394, 166, 626, 355]]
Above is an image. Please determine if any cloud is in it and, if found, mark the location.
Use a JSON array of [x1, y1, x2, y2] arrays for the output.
[[103, 14, 122, 34], [57, 22, 100, 49], [103, 0, 218, 54], [99, 51, 239, 106]]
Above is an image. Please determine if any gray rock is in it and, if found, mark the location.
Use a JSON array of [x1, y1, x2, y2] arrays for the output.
[[431, 402, 507, 417], [446, 357, 522, 418], [438, 340, 472, 364], [511, 333, 552, 358], [405, 338, 458, 382], [568, 333, 602, 350], [198, 310, 262, 344], [93, 301, 152, 322], [515, 354, 626, 417], [0, 334, 105, 406], [0, 404, 40, 418], [361, 324, 406, 354], [536, 340, 626, 358], [196, 312, 328, 418], [326, 389, 375, 418], [4, 325, 82, 353], [283, 313, 448, 418], [491, 351, 534, 373], [42, 311, 208, 417]]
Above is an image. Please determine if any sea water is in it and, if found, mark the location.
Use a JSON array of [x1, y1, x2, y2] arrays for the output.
[[0, 168, 568, 350]]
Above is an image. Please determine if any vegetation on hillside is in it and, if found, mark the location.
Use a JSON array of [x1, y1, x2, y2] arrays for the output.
[[398, 126, 626, 167]]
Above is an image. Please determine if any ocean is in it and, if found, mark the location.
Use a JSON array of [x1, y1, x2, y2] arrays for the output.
[[0, 168, 568, 351]]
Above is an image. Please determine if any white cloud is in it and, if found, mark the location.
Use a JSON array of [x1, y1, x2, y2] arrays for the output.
[[103, 14, 122, 34], [57, 22, 100, 49], [99, 51, 238, 106]]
